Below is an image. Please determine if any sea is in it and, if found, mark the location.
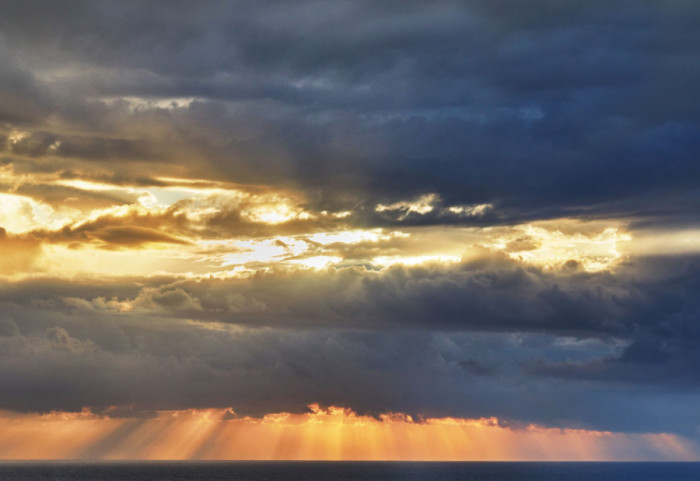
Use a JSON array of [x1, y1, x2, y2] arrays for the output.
[[0, 462, 699, 481]]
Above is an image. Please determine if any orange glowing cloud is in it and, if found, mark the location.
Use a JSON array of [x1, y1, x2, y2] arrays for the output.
[[0, 405, 695, 461]]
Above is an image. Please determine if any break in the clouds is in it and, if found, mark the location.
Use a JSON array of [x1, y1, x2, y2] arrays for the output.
[[1, 0, 700, 460]]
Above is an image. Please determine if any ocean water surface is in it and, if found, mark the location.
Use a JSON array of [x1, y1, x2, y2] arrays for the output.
[[0, 461, 698, 481]]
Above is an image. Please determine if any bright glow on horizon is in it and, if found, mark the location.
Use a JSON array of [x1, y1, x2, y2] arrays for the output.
[[0, 405, 694, 461]]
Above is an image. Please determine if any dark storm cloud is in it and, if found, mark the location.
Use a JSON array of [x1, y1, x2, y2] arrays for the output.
[[0, 46, 52, 124], [0, 0, 698, 225], [0, 252, 643, 332], [0, 254, 700, 429], [2, 252, 699, 351], [458, 358, 495, 376], [0, 296, 695, 435]]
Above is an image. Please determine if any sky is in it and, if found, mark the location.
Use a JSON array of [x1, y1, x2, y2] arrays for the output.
[[0, 0, 700, 461]]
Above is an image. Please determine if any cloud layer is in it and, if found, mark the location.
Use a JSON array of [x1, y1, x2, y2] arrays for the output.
[[0, 0, 699, 455]]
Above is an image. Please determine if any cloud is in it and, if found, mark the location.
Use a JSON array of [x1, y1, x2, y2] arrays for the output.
[[0, 228, 41, 273], [0, 253, 697, 434], [459, 358, 495, 376], [130, 286, 202, 312], [376, 193, 439, 219], [0, 48, 52, 124], [0, 0, 699, 447], [0, 1, 696, 226], [90, 226, 189, 247]]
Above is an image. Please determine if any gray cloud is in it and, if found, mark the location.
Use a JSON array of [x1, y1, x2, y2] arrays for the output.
[[0, 254, 698, 434], [0, 304, 694, 435], [0, 1, 697, 225]]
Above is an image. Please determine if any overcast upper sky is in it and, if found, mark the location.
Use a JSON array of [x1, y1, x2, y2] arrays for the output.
[[1, 0, 700, 460]]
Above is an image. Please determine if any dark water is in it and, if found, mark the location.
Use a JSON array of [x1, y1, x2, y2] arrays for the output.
[[0, 461, 698, 481]]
